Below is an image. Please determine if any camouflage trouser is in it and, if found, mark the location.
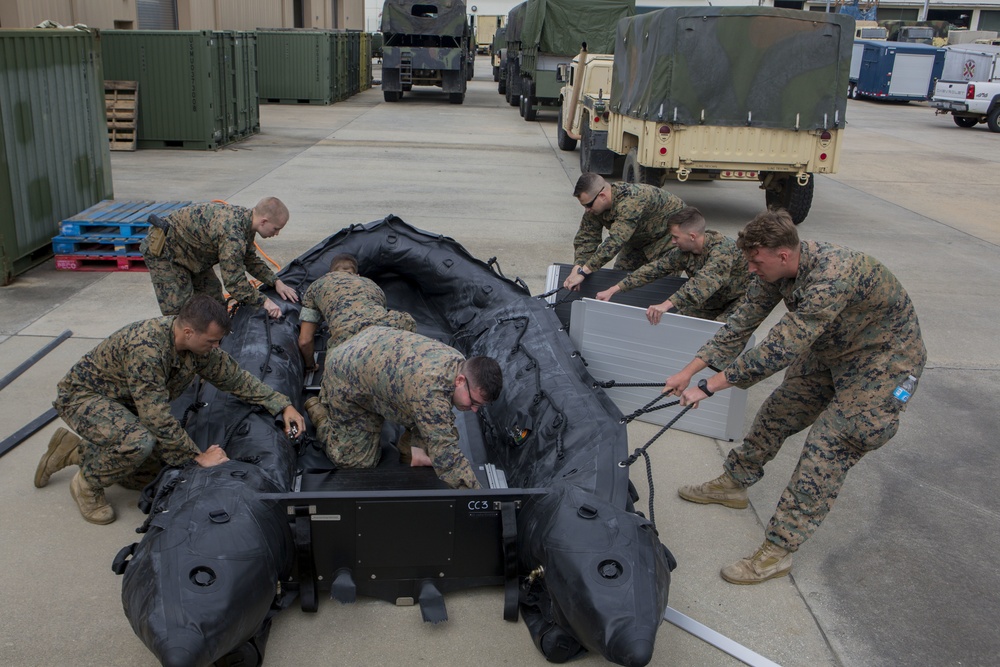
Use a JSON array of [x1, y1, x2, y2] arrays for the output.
[[724, 367, 903, 552], [315, 381, 480, 489], [140, 242, 225, 316], [53, 393, 165, 491]]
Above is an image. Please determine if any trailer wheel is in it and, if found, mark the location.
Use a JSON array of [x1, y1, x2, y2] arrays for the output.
[[449, 92, 465, 105], [383, 91, 401, 102], [848, 82, 858, 99], [953, 115, 978, 128], [557, 107, 577, 151], [988, 106, 1000, 133], [764, 174, 814, 225], [622, 148, 663, 187]]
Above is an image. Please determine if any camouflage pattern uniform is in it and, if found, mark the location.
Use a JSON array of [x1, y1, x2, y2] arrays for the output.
[[696, 241, 927, 551], [317, 326, 480, 489], [300, 272, 416, 348], [53, 317, 291, 491], [618, 230, 752, 321], [573, 182, 685, 273], [139, 203, 277, 316]]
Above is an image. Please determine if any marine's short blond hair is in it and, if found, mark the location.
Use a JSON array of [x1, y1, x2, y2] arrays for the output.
[[736, 209, 799, 253], [254, 197, 289, 224]]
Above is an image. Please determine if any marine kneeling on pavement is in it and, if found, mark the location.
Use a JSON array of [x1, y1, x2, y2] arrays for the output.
[[306, 326, 503, 490], [664, 209, 926, 585], [34, 295, 306, 525]]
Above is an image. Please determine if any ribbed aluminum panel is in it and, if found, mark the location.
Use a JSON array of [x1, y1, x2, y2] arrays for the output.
[[569, 298, 751, 442], [0, 29, 113, 284]]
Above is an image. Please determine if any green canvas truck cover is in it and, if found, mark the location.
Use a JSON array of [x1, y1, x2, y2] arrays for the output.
[[506, 2, 526, 43], [513, 0, 634, 55], [611, 7, 853, 131], [381, 0, 469, 37]]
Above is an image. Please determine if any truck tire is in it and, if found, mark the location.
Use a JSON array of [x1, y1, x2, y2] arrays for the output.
[[383, 91, 401, 102], [519, 94, 526, 118], [848, 82, 858, 99], [622, 148, 663, 187], [498, 76, 506, 94], [953, 115, 978, 128], [988, 106, 1000, 133], [449, 92, 465, 105], [557, 107, 577, 151], [764, 175, 814, 225], [524, 96, 537, 121], [493, 66, 500, 82]]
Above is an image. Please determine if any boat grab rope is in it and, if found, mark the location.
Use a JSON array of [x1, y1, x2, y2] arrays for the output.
[[496, 315, 568, 462], [618, 400, 695, 531], [593, 379, 663, 390]]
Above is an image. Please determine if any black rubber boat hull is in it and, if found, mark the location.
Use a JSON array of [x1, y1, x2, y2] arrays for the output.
[[116, 217, 673, 667]]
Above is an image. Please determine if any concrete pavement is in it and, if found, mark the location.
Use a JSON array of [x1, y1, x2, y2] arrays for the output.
[[0, 59, 997, 666]]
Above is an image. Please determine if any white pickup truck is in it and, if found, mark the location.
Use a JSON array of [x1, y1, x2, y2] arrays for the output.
[[930, 80, 1000, 131]]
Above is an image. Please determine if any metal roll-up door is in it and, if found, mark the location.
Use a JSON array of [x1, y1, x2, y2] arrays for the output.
[[137, 0, 178, 30]]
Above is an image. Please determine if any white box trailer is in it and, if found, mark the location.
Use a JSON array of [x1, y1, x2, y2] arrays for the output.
[[942, 44, 1000, 82]]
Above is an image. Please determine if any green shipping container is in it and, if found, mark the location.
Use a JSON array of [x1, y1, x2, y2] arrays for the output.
[[0, 28, 113, 284], [258, 30, 335, 104], [102, 30, 259, 150]]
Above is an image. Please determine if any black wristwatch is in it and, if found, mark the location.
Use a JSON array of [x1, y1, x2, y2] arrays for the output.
[[576, 267, 588, 276], [697, 378, 714, 397]]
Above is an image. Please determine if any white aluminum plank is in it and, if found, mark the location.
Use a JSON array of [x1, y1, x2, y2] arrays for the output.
[[569, 298, 751, 442]]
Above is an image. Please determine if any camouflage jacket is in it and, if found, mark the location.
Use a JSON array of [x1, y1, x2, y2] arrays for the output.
[[619, 230, 752, 312], [54, 317, 290, 466], [324, 326, 477, 487], [698, 241, 927, 410], [573, 182, 685, 271], [164, 203, 277, 307], [300, 272, 416, 348]]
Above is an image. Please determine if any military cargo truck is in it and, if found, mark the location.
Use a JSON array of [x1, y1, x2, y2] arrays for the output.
[[380, 0, 474, 104], [555, 49, 616, 174], [492, 26, 507, 84], [503, 0, 633, 121], [601, 7, 853, 225], [475, 14, 503, 55]]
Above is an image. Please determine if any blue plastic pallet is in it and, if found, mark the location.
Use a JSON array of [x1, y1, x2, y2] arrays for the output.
[[59, 200, 191, 237], [51, 235, 142, 255]]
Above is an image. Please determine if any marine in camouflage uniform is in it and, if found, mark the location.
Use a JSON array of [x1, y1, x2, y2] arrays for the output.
[[314, 326, 500, 489], [626, 230, 750, 321], [668, 210, 926, 583], [299, 271, 416, 352], [139, 198, 294, 316], [38, 297, 298, 524], [564, 174, 685, 291]]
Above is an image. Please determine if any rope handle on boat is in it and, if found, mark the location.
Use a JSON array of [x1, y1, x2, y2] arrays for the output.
[[619, 403, 694, 531], [593, 380, 663, 390], [620, 396, 679, 425]]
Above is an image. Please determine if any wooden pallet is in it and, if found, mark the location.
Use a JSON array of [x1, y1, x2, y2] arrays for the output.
[[52, 236, 142, 255], [105, 80, 138, 152]]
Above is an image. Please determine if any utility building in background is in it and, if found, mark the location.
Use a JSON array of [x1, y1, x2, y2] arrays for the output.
[[0, 0, 366, 31]]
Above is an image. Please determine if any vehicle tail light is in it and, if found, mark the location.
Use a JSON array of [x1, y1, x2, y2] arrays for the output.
[[820, 153, 828, 161], [602, 112, 610, 122], [820, 131, 831, 141], [658, 125, 671, 135], [967, 84, 975, 100], [659, 147, 667, 155]]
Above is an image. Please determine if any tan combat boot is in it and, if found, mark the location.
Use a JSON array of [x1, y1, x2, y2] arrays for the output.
[[304, 396, 328, 429], [678, 471, 748, 509], [720, 540, 793, 585], [34, 427, 83, 488], [69, 471, 116, 525]]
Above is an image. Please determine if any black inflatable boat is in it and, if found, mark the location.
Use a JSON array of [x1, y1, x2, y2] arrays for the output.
[[114, 217, 675, 667]]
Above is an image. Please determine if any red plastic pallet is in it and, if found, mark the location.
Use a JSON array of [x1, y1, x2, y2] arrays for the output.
[[54, 255, 147, 272]]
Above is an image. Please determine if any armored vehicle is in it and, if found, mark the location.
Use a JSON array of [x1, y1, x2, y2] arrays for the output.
[[503, 0, 633, 121], [601, 7, 854, 224], [381, 0, 474, 104]]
